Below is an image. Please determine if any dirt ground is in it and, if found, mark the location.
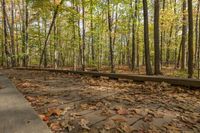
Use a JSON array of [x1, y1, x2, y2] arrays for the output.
[[1, 69, 200, 133]]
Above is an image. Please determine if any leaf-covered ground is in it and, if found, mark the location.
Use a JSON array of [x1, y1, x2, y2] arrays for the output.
[[1, 69, 200, 133]]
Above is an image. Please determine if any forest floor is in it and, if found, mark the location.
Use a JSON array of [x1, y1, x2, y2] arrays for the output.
[[1, 69, 200, 133]]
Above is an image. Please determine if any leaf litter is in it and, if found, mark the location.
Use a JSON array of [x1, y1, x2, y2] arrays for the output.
[[1, 69, 200, 133]]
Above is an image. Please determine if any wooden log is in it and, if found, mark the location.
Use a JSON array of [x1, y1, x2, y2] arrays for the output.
[[14, 67, 200, 88]]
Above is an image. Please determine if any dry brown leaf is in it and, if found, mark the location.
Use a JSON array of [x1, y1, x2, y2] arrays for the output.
[[96, 102, 104, 107], [80, 104, 89, 110], [50, 122, 61, 131], [60, 121, 75, 132], [118, 123, 131, 133], [122, 96, 133, 102], [17, 81, 40, 88], [178, 116, 195, 124], [25, 96, 35, 102], [47, 108, 63, 117], [143, 114, 154, 122], [164, 125, 181, 132], [79, 119, 90, 130], [39, 114, 49, 121], [17, 82, 31, 88], [104, 120, 116, 130], [116, 107, 129, 115], [101, 107, 113, 116]]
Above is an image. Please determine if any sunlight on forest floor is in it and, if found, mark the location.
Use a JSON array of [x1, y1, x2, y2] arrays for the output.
[[1, 69, 200, 133]]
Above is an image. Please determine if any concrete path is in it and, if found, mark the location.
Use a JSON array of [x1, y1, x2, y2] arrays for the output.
[[0, 74, 51, 133]]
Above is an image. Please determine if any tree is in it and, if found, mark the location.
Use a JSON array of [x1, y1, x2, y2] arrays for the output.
[[2, 0, 10, 67], [188, 0, 193, 78], [180, 0, 187, 70], [142, 0, 153, 75], [131, 0, 137, 70], [81, 0, 86, 71], [154, 0, 161, 75], [39, 0, 64, 67], [107, 0, 115, 73], [195, 0, 200, 66], [10, 0, 16, 67], [21, 0, 29, 67], [90, 0, 95, 64]]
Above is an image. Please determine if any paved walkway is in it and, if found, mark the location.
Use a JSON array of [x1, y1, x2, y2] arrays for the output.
[[0, 74, 51, 133]]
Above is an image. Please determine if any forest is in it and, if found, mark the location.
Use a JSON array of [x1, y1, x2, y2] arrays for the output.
[[0, 0, 199, 78], [1, 0, 200, 133]]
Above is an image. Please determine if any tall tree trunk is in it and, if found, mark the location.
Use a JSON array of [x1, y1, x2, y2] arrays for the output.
[[43, 18, 47, 67], [10, 0, 16, 67], [127, 4, 131, 68], [25, 1, 29, 66], [198, 8, 200, 78], [142, 0, 153, 75], [72, 0, 77, 70], [176, 43, 182, 68], [15, 6, 19, 66], [195, 1, 200, 67], [2, 0, 10, 67], [174, 0, 179, 69], [22, 0, 26, 67], [181, 0, 187, 70], [154, 0, 161, 75], [39, 0, 64, 67], [160, 0, 166, 68], [90, 0, 95, 64], [107, 0, 115, 73], [166, 25, 173, 66], [131, 0, 137, 70], [1, 10, 4, 66], [53, 20, 58, 69], [81, 0, 86, 71], [188, 0, 194, 78]]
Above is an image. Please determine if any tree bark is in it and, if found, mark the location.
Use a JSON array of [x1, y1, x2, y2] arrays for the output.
[[181, 0, 187, 70], [107, 0, 115, 73], [154, 0, 161, 75], [90, 0, 95, 64], [131, 0, 137, 70], [10, 0, 16, 67], [39, 0, 64, 67], [142, 0, 153, 75], [2, 0, 10, 67], [188, 0, 194, 78], [195, 1, 200, 67], [81, 0, 86, 71]]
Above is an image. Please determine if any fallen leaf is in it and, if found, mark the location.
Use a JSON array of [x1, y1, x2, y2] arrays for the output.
[[47, 108, 63, 117], [104, 120, 115, 130], [164, 125, 181, 132], [60, 121, 75, 131], [117, 123, 131, 133], [50, 122, 61, 131], [39, 114, 49, 121], [79, 119, 90, 130], [80, 104, 89, 110], [25, 96, 35, 102], [116, 107, 129, 115], [143, 114, 154, 122]]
